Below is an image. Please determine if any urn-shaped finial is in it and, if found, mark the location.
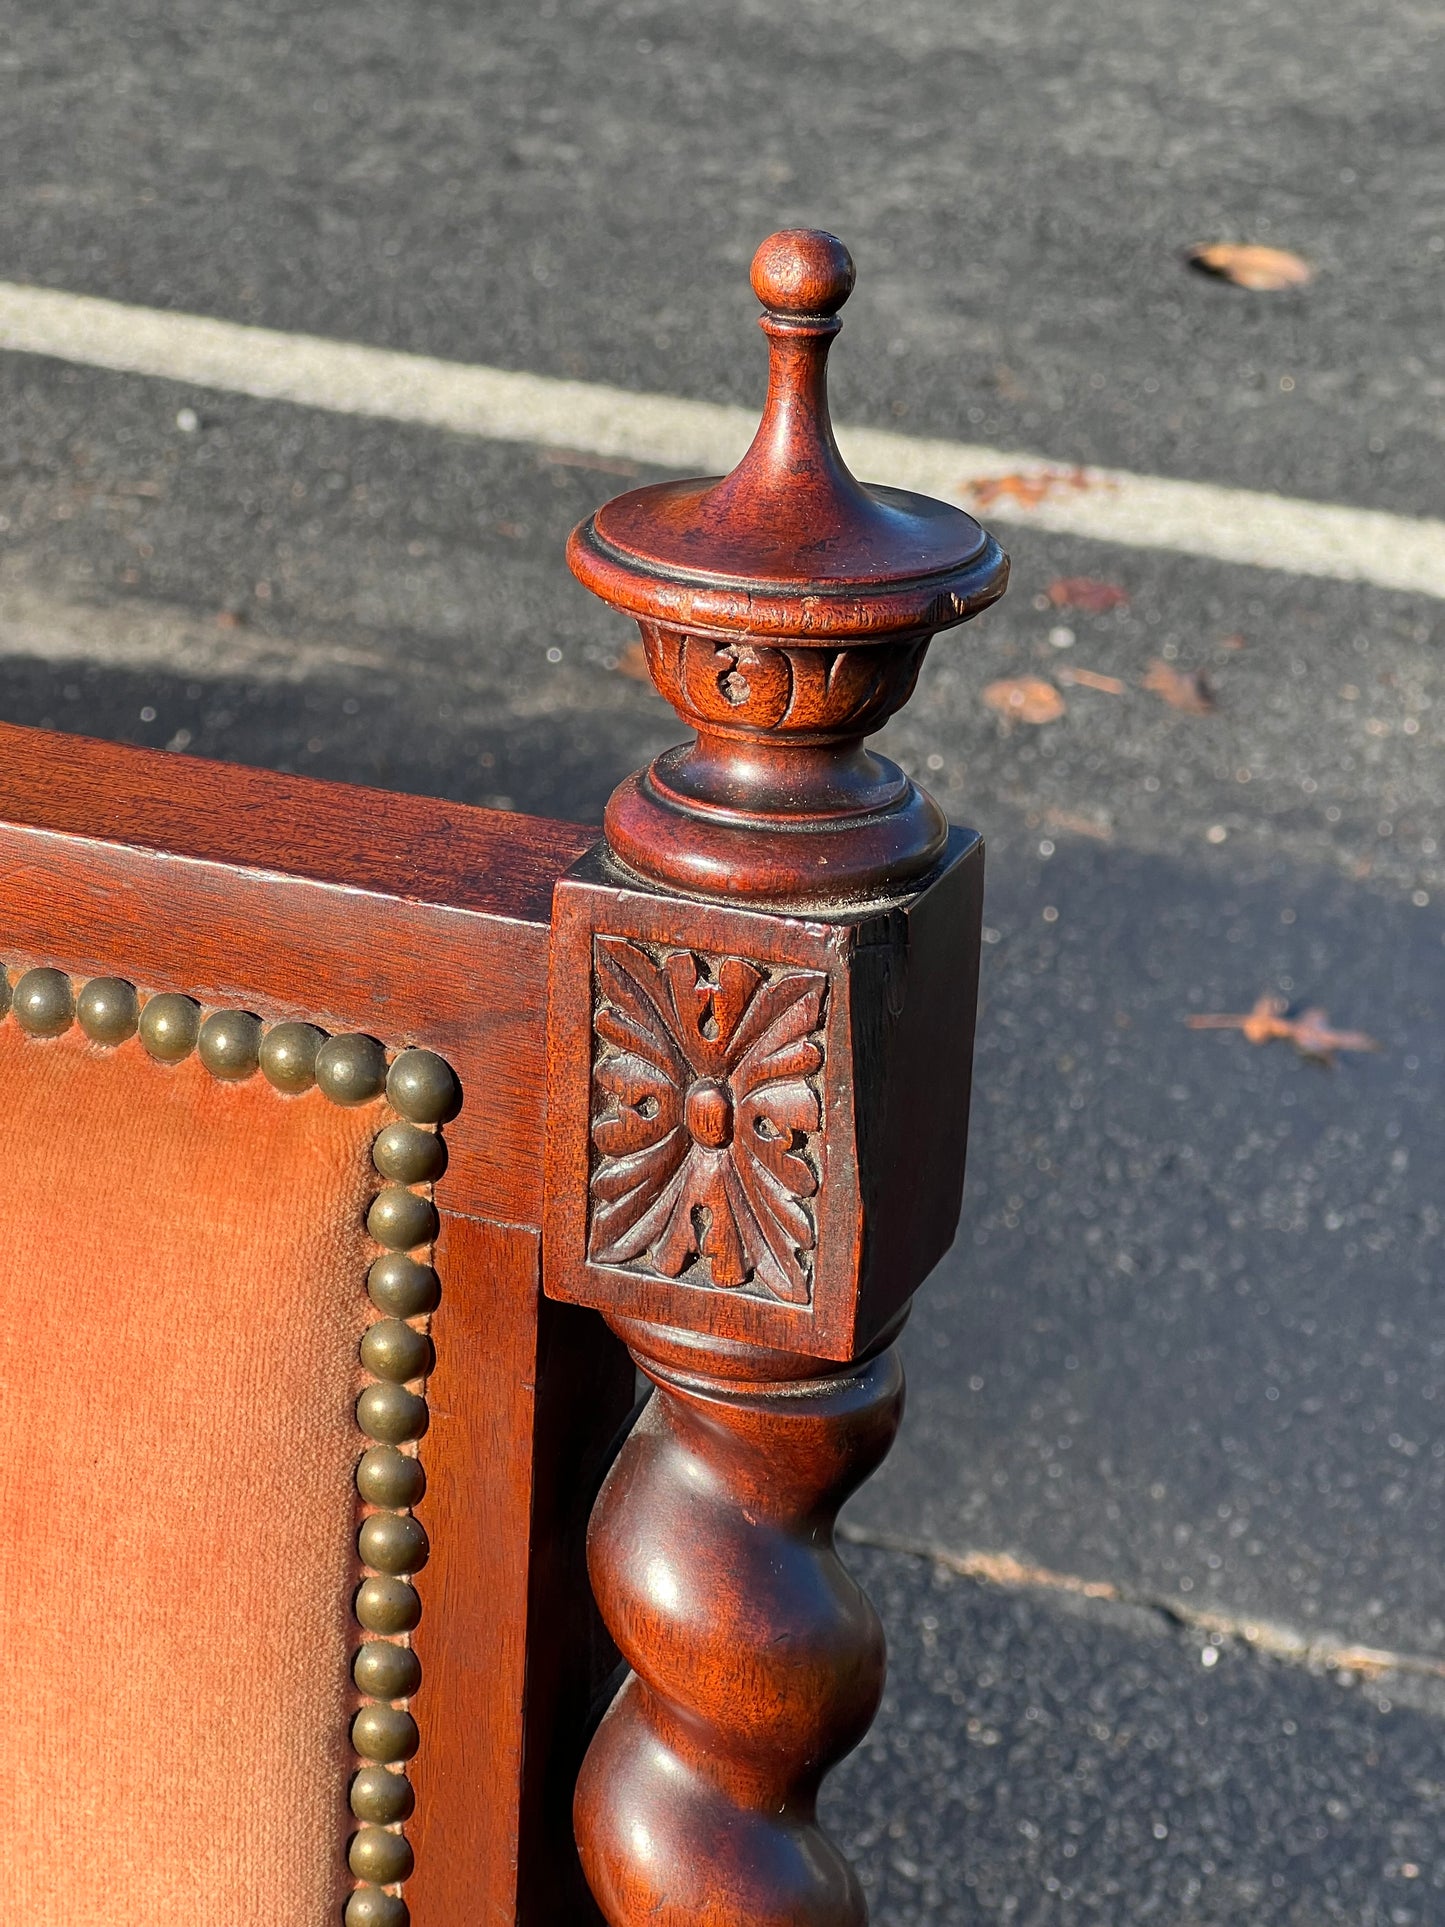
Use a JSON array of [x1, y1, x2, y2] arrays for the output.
[[568, 229, 1009, 906]]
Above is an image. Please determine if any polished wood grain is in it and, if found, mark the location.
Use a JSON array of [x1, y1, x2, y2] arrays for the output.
[[408, 1216, 633, 1927]]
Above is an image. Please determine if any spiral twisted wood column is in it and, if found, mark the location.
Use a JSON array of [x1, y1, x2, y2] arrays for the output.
[[576, 1317, 905, 1927]]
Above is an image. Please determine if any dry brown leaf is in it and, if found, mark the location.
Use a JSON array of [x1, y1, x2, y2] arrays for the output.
[[614, 640, 653, 681], [1058, 666, 1126, 695], [965, 465, 1101, 509], [1043, 808, 1114, 843], [1047, 577, 1129, 613], [1187, 243, 1313, 291], [1143, 659, 1215, 713], [1187, 994, 1378, 1066], [982, 675, 1066, 724], [536, 447, 641, 477]]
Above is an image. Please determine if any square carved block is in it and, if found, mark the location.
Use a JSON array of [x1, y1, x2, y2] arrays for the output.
[[545, 832, 984, 1361]]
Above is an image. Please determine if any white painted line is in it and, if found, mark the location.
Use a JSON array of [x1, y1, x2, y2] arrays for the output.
[[0, 562, 391, 680], [2, 280, 1442, 600]]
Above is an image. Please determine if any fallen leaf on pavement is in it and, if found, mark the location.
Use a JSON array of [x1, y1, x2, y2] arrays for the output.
[[537, 447, 641, 477], [1144, 659, 1215, 713], [1047, 577, 1129, 613], [1187, 243, 1313, 291], [1187, 994, 1378, 1065], [965, 465, 1102, 509], [1058, 666, 1126, 695], [1043, 808, 1114, 843], [614, 640, 653, 681], [982, 675, 1066, 724]]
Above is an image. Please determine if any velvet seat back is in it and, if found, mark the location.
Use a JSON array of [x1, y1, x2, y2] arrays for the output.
[[0, 1019, 381, 1924]]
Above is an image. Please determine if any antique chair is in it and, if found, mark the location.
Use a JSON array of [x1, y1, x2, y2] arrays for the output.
[[0, 230, 1006, 1926]]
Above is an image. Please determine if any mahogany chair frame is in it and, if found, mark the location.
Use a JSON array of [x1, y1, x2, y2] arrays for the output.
[[1, 229, 1007, 1927]]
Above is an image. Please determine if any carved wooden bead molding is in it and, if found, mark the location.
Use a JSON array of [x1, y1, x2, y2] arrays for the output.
[[589, 936, 827, 1304], [0, 962, 460, 1927]]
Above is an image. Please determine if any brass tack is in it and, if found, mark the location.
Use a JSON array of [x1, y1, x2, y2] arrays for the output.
[[350, 1766, 415, 1826], [359, 1512, 429, 1577], [344, 1888, 409, 1927], [13, 967, 74, 1037], [260, 1020, 326, 1093], [352, 1702, 419, 1763], [355, 1576, 421, 1635], [76, 977, 139, 1045], [367, 1187, 438, 1252], [139, 992, 201, 1062], [386, 1048, 461, 1125], [356, 1383, 428, 1445], [360, 1320, 432, 1385], [367, 1255, 440, 1319], [372, 1121, 447, 1186], [353, 1640, 422, 1701], [357, 1445, 425, 1510], [316, 1032, 388, 1106], [349, 1827, 415, 1886], [197, 1009, 262, 1080]]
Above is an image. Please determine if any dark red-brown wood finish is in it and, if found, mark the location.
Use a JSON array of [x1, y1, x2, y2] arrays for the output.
[[545, 231, 1006, 1926]]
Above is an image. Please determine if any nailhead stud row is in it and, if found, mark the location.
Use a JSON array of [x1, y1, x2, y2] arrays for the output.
[[1, 961, 460, 1924], [0, 965, 462, 1121], [347, 1103, 451, 1926]]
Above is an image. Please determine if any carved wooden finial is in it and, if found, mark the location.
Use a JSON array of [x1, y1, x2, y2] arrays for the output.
[[552, 236, 1006, 1927], [568, 228, 1009, 907]]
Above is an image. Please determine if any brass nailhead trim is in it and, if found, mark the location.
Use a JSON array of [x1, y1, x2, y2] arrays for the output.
[[349, 1059, 451, 1927], [13, 967, 74, 1037], [0, 962, 460, 1927]]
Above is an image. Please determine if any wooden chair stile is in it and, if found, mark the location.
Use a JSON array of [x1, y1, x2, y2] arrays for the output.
[[0, 230, 1007, 1927]]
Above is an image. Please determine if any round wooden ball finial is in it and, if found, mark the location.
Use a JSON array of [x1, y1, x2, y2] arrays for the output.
[[749, 228, 855, 318], [568, 230, 1009, 907]]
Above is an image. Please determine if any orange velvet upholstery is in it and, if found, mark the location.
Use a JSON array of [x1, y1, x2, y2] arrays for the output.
[[0, 1022, 380, 1924]]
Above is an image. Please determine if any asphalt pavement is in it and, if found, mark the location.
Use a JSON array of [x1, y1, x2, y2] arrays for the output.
[[2, 1, 1442, 1918]]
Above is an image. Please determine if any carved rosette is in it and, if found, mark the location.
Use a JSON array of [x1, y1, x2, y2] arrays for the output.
[[588, 937, 826, 1304]]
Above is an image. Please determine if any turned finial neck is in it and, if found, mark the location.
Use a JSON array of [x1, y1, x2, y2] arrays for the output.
[[725, 229, 859, 518]]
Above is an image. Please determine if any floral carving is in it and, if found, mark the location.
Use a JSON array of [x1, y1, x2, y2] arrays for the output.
[[588, 938, 827, 1303], [641, 620, 930, 738]]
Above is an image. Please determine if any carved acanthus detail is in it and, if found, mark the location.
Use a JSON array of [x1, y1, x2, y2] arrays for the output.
[[588, 937, 826, 1303], [640, 619, 930, 738]]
